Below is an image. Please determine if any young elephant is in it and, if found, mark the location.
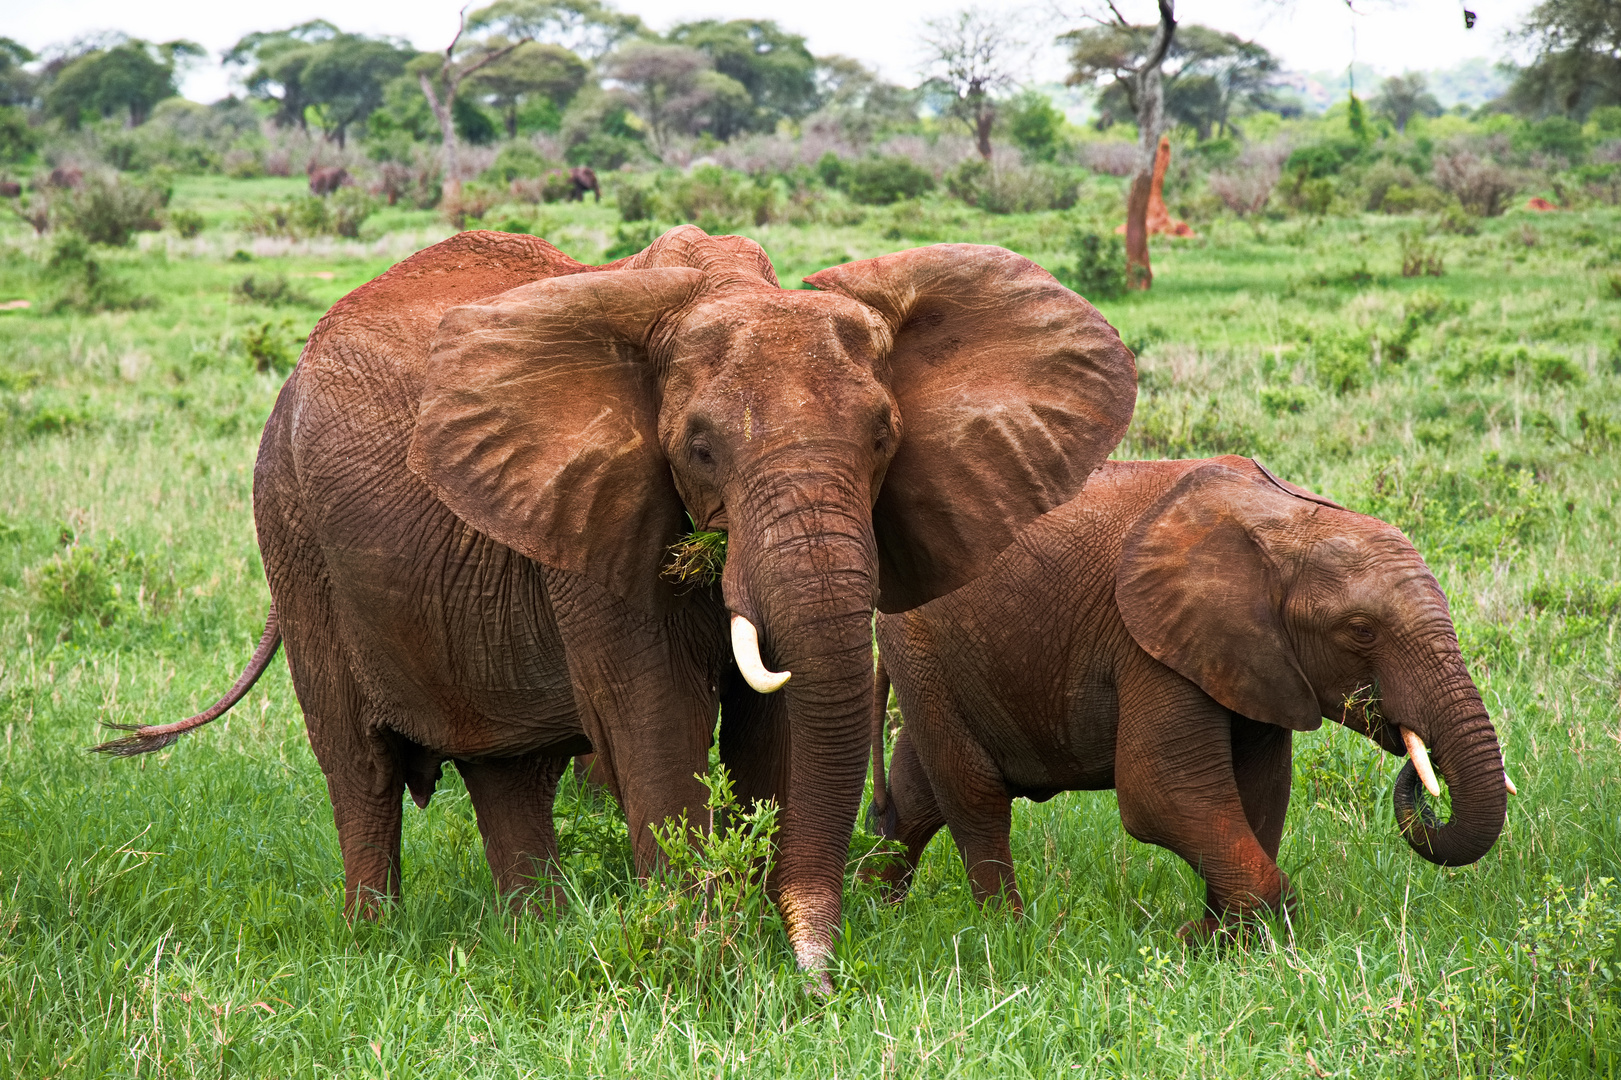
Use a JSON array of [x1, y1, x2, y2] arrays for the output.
[[869, 456, 1513, 935]]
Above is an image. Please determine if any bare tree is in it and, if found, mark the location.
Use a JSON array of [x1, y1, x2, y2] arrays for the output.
[[918, 8, 1023, 160], [1062, 0, 1176, 289], [418, 8, 531, 187]]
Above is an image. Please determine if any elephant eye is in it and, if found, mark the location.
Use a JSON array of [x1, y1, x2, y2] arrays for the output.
[[873, 422, 891, 454], [1347, 619, 1377, 644], [689, 439, 714, 467]]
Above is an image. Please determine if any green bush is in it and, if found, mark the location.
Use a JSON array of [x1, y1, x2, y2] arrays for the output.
[[1440, 344, 1585, 386], [231, 274, 315, 307], [45, 233, 154, 314], [0, 105, 36, 163], [483, 142, 550, 184], [242, 319, 301, 374], [32, 537, 176, 641], [841, 156, 935, 206], [54, 173, 168, 247], [1055, 230, 1126, 300], [663, 165, 776, 231], [244, 189, 376, 239], [945, 159, 1079, 213], [168, 207, 205, 238]]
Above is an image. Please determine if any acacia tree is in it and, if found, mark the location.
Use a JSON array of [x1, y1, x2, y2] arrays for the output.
[[602, 41, 750, 155], [225, 21, 340, 134], [467, 41, 588, 138], [1373, 72, 1441, 133], [918, 8, 1022, 160], [667, 20, 819, 139], [1063, 0, 1176, 290], [46, 38, 203, 128], [1509, 0, 1621, 117], [421, 0, 638, 183]]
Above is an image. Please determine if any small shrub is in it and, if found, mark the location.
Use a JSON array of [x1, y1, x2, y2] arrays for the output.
[[440, 183, 503, 229], [1399, 230, 1445, 277], [32, 537, 176, 641], [577, 766, 785, 996], [55, 173, 167, 246], [483, 142, 550, 184], [1055, 230, 1126, 300], [605, 220, 661, 261], [242, 320, 301, 374], [1259, 383, 1319, 415], [841, 156, 935, 206], [232, 274, 316, 307], [169, 208, 205, 238], [1207, 146, 1284, 217], [329, 188, 376, 238], [1607, 272, 1621, 299], [1311, 333, 1373, 394], [660, 165, 777, 232], [1433, 151, 1518, 217], [945, 159, 1078, 213], [615, 177, 658, 222], [45, 233, 154, 314], [1440, 344, 1583, 386]]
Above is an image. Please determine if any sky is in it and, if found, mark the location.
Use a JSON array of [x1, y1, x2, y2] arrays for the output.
[[1, 0, 1540, 103]]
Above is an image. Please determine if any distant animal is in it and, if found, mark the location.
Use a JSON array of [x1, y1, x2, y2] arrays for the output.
[[869, 456, 1514, 937], [0, 181, 20, 198], [48, 167, 83, 190], [308, 166, 350, 196], [568, 166, 600, 202]]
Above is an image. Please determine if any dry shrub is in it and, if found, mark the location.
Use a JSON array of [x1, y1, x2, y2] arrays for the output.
[[1433, 151, 1519, 217], [1079, 141, 1140, 177], [1207, 143, 1287, 217], [440, 183, 502, 229]]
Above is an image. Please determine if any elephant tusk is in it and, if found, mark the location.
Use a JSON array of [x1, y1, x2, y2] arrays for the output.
[[1401, 727, 1441, 799], [1504, 771, 1518, 796], [731, 615, 791, 694]]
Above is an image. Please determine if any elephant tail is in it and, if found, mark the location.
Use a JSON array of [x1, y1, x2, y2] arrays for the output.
[[91, 606, 282, 757], [867, 653, 897, 837]]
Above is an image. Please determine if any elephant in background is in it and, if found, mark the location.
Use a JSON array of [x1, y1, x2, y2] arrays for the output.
[[869, 456, 1513, 935], [99, 225, 1137, 984]]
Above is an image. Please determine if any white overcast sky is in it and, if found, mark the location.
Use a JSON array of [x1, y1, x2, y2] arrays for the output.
[[2, 0, 1536, 103]]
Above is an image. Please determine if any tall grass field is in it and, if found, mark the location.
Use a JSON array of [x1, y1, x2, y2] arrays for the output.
[[1, 180, 1619, 1077]]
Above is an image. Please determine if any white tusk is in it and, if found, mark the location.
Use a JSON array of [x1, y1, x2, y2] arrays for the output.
[[1504, 772, 1518, 796], [731, 614, 791, 694], [1401, 727, 1441, 799]]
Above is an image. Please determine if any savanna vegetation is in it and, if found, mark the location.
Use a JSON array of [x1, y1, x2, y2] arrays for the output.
[[1, 0, 1619, 1075]]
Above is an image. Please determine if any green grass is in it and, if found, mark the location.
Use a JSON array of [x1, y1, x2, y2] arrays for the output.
[[1, 180, 1619, 1076]]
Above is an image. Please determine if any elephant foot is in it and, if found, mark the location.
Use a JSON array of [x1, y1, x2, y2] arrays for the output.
[[1177, 876, 1298, 946]]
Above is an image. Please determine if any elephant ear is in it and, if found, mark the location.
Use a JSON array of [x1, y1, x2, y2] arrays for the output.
[[805, 244, 1137, 612], [408, 268, 705, 613], [1115, 458, 1322, 731]]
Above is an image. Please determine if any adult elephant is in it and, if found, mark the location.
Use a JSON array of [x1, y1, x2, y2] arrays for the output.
[[97, 225, 1136, 983]]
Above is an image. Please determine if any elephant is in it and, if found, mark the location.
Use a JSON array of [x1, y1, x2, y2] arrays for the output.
[[867, 455, 1514, 936], [96, 225, 1137, 983]]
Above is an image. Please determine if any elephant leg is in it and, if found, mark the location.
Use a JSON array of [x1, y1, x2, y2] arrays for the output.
[[1223, 714, 1294, 920], [915, 723, 1020, 911], [457, 753, 571, 909], [1115, 669, 1284, 936], [325, 743, 406, 918], [866, 725, 946, 901], [270, 552, 405, 918], [545, 568, 719, 877]]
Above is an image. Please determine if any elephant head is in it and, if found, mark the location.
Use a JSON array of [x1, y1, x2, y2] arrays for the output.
[[1115, 456, 1509, 868], [406, 226, 1137, 971]]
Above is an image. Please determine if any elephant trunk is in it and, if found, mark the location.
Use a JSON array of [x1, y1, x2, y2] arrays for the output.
[[1382, 647, 1507, 868], [723, 468, 879, 982]]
